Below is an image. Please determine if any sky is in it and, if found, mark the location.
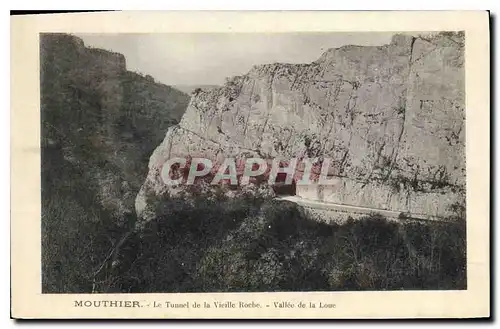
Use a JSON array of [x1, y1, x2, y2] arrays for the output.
[[76, 32, 396, 86]]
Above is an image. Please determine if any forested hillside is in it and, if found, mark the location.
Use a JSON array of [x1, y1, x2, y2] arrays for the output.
[[40, 33, 189, 292]]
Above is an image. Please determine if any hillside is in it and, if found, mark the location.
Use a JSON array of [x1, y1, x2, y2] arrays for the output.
[[40, 33, 190, 292], [173, 85, 220, 95]]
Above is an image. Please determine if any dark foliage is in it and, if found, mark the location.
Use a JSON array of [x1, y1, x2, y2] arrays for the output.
[[105, 198, 466, 293]]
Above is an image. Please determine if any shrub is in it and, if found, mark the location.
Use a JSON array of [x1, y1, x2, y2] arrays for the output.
[[106, 198, 466, 292]]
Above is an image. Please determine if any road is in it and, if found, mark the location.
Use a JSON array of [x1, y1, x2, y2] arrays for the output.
[[276, 195, 447, 223]]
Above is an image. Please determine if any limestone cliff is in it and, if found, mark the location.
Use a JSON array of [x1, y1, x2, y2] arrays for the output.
[[137, 32, 465, 221]]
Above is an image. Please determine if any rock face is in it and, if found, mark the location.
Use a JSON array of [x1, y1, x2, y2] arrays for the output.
[[137, 32, 465, 221]]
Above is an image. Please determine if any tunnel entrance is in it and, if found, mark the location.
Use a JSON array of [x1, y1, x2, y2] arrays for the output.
[[272, 172, 297, 196]]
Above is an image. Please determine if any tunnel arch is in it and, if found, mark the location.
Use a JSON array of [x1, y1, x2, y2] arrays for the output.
[[272, 172, 297, 196]]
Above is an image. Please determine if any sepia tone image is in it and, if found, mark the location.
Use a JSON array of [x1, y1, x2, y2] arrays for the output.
[[40, 31, 466, 295]]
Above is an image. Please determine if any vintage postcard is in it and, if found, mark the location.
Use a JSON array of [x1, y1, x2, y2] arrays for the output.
[[10, 11, 490, 319]]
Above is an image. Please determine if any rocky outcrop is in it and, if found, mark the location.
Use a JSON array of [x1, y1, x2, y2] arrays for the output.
[[137, 32, 465, 222]]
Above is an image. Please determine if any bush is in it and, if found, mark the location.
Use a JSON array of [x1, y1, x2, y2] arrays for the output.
[[104, 198, 466, 292]]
